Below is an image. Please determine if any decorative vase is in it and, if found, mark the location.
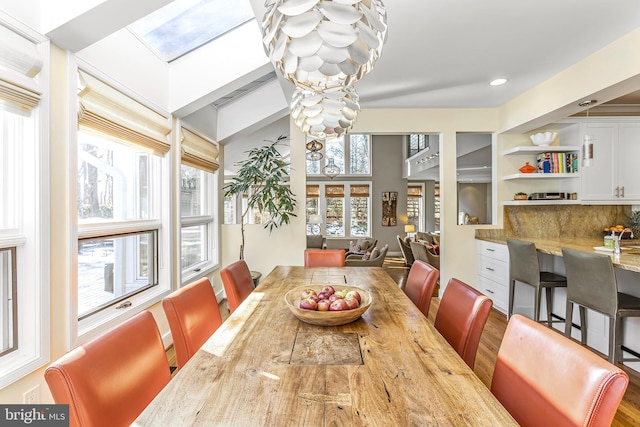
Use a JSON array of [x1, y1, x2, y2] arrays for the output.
[[519, 162, 536, 173]]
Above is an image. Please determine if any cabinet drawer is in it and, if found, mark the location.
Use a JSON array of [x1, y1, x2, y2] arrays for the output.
[[477, 255, 509, 286], [476, 240, 508, 261], [476, 275, 508, 313]]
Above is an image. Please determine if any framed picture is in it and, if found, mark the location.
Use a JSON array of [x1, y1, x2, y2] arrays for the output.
[[382, 191, 397, 226]]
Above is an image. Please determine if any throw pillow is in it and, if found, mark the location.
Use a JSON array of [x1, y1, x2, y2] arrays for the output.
[[356, 238, 370, 251], [349, 241, 361, 253], [362, 251, 371, 260]]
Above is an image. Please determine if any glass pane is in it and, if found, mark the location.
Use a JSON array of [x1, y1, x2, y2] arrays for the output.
[[78, 232, 156, 319], [325, 198, 344, 237], [129, 0, 254, 62], [349, 134, 370, 174], [306, 198, 318, 234], [325, 138, 344, 174], [77, 132, 155, 222], [306, 158, 320, 175], [0, 248, 16, 356], [181, 225, 207, 270], [407, 197, 421, 230], [180, 165, 205, 216], [224, 196, 236, 224], [350, 197, 369, 236]]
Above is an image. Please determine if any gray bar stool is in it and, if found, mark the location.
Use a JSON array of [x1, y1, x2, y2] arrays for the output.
[[562, 247, 640, 364], [506, 238, 567, 325]]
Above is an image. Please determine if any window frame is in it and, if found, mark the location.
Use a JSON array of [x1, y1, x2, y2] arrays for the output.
[[0, 18, 50, 388], [70, 61, 172, 347], [180, 165, 219, 284], [306, 134, 372, 177], [306, 181, 372, 239]]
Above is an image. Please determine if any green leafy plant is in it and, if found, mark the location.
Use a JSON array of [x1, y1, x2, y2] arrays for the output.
[[630, 210, 640, 238], [223, 135, 297, 259]]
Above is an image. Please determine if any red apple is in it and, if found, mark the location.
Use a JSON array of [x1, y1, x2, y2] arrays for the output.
[[345, 291, 361, 303], [317, 300, 331, 311], [321, 285, 335, 296], [329, 299, 348, 311], [328, 294, 343, 302], [334, 290, 348, 298], [299, 298, 317, 310], [344, 297, 360, 310], [300, 288, 317, 299], [317, 292, 329, 300]]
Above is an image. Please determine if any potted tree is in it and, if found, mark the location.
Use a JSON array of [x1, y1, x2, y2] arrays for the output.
[[223, 135, 297, 260]]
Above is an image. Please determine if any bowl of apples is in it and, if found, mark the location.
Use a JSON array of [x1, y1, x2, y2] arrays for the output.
[[284, 285, 372, 326]]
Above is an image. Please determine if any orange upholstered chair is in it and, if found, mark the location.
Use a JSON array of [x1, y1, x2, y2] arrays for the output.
[[44, 311, 170, 427], [434, 278, 493, 369], [162, 277, 223, 370], [303, 249, 346, 267], [491, 314, 629, 427], [403, 260, 439, 318], [220, 259, 255, 313]]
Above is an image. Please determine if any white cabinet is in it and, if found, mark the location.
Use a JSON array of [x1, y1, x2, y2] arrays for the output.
[[476, 240, 509, 313], [581, 119, 640, 202]]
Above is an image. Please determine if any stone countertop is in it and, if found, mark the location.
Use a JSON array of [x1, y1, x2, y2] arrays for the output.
[[476, 235, 640, 273]]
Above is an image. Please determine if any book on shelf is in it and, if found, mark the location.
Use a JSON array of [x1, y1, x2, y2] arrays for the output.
[[536, 152, 579, 174]]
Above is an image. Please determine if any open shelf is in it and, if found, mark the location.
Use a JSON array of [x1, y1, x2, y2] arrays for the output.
[[502, 173, 580, 180], [502, 146, 580, 155], [503, 199, 582, 206]]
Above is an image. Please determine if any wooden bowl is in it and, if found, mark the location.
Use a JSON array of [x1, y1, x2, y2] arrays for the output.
[[284, 285, 372, 326]]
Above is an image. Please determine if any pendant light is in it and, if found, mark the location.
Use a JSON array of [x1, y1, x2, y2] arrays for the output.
[[322, 157, 340, 179], [305, 139, 324, 161], [578, 99, 597, 167]]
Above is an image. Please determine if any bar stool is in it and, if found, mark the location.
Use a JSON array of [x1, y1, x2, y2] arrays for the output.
[[562, 247, 640, 364], [506, 238, 567, 325]]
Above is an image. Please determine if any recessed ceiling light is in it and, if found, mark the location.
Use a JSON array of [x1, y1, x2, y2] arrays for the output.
[[489, 78, 508, 86]]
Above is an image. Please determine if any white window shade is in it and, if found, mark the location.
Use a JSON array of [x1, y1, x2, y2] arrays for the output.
[[0, 25, 43, 112], [77, 70, 171, 155], [181, 127, 219, 172]]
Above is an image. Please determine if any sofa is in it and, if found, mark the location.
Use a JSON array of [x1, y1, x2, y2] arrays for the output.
[[345, 244, 388, 267], [396, 235, 414, 266]]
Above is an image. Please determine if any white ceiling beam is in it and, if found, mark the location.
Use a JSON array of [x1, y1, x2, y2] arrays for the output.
[[45, 0, 173, 52]]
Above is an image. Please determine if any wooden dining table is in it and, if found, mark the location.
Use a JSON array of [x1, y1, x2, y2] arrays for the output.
[[135, 266, 517, 426]]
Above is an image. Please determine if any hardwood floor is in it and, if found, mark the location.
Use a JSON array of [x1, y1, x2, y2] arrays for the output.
[[167, 258, 640, 425]]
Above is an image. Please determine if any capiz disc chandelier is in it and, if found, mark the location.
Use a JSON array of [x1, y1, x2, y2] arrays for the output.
[[291, 85, 360, 140], [262, 0, 388, 92]]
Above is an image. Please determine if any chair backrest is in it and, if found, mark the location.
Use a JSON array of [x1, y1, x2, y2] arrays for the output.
[[162, 277, 223, 370], [397, 235, 415, 265], [491, 314, 629, 427], [425, 246, 440, 270], [506, 238, 541, 287], [561, 247, 619, 317], [434, 278, 493, 369], [409, 241, 429, 264], [220, 259, 255, 313], [404, 260, 439, 317], [304, 249, 346, 267], [44, 311, 171, 427]]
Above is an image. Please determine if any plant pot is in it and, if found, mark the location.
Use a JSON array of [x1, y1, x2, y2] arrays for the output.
[[514, 195, 528, 200]]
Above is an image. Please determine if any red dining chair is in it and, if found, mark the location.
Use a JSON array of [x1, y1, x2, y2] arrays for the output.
[[434, 278, 492, 369], [162, 277, 223, 370], [220, 259, 255, 313], [403, 260, 439, 318], [304, 249, 346, 267], [491, 314, 629, 427], [44, 311, 171, 427]]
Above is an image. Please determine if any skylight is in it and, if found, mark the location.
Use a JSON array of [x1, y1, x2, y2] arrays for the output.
[[129, 0, 255, 63]]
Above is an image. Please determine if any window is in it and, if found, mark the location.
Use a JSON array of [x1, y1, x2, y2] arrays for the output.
[[0, 248, 16, 357], [407, 185, 423, 231], [75, 69, 171, 341], [179, 127, 219, 282], [407, 134, 429, 158], [0, 21, 48, 388], [306, 183, 371, 238], [306, 134, 371, 176]]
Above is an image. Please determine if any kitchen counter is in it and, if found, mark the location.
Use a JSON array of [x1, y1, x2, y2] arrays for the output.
[[476, 235, 640, 273]]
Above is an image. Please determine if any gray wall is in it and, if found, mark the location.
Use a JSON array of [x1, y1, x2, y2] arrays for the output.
[[457, 182, 491, 224]]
